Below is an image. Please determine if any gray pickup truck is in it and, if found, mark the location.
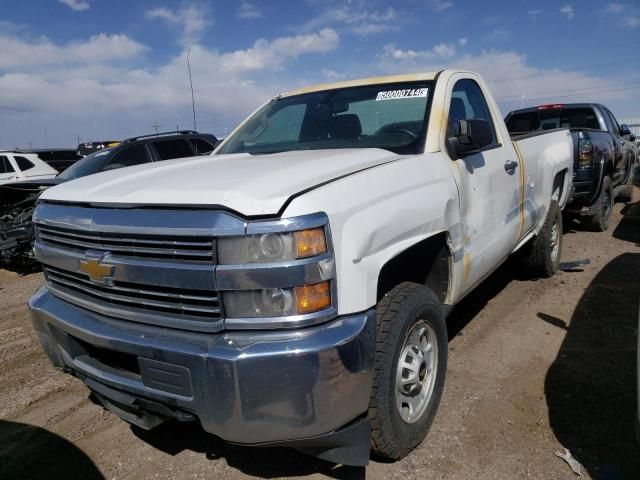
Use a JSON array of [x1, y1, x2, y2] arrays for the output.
[[506, 103, 636, 230]]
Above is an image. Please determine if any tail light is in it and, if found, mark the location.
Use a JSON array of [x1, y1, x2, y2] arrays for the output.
[[538, 104, 564, 110], [578, 139, 594, 168]]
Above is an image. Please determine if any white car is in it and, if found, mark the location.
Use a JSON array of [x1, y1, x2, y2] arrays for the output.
[[0, 151, 58, 185]]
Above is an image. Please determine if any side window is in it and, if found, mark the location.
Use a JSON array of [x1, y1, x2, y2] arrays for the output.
[[191, 138, 215, 155], [448, 79, 497, 144], [605, 109, 621, 136], [0, 156, 16, 173], [153, 139, 194, 160], [104, 144, 151, 171], [14, 156, 35, 171]]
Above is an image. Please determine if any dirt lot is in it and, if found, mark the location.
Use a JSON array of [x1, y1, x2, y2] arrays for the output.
[[1, 195, 639, 480]]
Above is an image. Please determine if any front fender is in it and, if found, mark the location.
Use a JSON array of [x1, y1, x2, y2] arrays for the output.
[[282, 154, 460, 315]]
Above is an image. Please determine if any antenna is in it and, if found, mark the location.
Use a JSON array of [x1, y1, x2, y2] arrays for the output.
[[187, 48, 197, 131]]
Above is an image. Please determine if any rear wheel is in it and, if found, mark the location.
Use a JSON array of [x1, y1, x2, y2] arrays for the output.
[[587, 176, 613, 231], [369, 282, 447, 460], [521, 200, 562, 278]]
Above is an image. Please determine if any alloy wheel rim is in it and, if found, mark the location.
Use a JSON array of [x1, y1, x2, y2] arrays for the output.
[[395, 321, 438, 424]]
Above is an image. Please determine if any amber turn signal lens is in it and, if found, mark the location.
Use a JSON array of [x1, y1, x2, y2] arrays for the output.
[[294, 228, 327, 259], [295, 282, 331, 314]]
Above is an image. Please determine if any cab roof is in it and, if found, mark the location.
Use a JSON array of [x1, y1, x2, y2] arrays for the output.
[[281, 71, 442, 98]]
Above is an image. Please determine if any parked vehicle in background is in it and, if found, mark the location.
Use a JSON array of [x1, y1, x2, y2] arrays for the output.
[[15, 148, 83, 172], [28, 70, 572, 466], [0, 131, 218, 264], [77, 140, 121, 157], [505, 103, 636, 231], [0, 151, 58, 185]]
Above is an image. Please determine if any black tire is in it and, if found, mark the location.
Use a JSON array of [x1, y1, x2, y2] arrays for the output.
[[587, 176, 613, 231], [617, 167, 636, 203], [521, 200, 562, 278], [369, 282, 447, 460]]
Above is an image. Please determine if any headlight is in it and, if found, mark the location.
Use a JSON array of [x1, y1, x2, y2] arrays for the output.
[[218, 227, 327, 264], [223, 281, 331, 318]]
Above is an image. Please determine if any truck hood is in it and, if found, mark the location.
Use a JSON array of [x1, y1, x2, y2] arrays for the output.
[[40, 149, 402, 216]]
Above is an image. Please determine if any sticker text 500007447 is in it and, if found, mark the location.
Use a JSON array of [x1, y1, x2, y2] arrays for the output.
[[376, 88, 428, 101]]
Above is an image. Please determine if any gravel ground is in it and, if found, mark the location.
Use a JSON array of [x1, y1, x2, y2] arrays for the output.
[[1, 193, 639, 480]]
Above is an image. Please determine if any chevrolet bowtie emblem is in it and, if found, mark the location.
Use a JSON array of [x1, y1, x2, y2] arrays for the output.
[[78, 253, 115, 284]]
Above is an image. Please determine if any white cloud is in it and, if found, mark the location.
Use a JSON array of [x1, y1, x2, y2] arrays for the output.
[[427, 0, 454, 13], [216, 28, 339, 74], [0, 28, 340, 147], [322, 68, 345, 80], [301, 5, 398, 37], [382, 42, 456, 61], [432, 43, 456, 58], [146, 4, 210, 45], [602, 3, 640, 28], [237, 1, 262, 19], [560, 5, 575, 20], [59, 0, 90, 12], [0, 33, 147, 68], [528, 9, 542, 21], [485, 28, 511, 42], [458, 37, 467, 47]]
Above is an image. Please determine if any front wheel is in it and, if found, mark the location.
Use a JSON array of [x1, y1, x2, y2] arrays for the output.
[[369, 282, 447, 460]]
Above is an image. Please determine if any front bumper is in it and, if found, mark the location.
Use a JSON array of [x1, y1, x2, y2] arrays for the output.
[[29, 286, 376, 446]]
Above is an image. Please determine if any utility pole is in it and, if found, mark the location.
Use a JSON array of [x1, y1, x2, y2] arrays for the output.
[[44, 127, 48, 148], [76, 134, 81, 145], [151, 120, 161, 134], [520, 95, 525, 108]]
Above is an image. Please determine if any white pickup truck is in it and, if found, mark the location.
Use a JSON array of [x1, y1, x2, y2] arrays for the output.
[[29, 70, 573, 466]]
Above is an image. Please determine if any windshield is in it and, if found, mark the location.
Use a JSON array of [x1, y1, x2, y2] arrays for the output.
[[57, 148, 114, 181], [217, 81, 433, 155], [507, 107, 602, 134]]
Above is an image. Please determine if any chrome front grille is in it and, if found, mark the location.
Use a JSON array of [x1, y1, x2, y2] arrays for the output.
[[32, 202, 248, 332], [44, 266, 222, 320], [37, 224, 216, 262]]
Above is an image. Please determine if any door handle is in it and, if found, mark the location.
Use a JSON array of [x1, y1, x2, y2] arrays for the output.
[[504, 160, 518, 174]]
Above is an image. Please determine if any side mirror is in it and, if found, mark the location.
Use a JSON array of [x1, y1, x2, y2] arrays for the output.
[[630, 134, 636, 142], [450, 119, 494, 157], [620, 124, 632, 136]]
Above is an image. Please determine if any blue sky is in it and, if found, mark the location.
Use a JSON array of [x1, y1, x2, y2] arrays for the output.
[[1, 0, 639, 148]]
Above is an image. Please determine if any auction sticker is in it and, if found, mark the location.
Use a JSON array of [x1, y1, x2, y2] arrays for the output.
[[376, 88, 428, 101]]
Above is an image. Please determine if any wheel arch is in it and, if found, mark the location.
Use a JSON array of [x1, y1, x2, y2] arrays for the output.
[[376, 232, 453, 305]]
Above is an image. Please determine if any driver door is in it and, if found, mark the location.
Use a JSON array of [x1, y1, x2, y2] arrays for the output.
[[445, 76, 521, 295]]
